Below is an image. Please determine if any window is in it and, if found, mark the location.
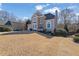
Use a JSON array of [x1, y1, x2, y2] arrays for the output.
[[33, 17, 37, 23], [47, 22, 50, 28], [39, 24, 43, 29], [35, 25, 37, 28], [33, 24, 37, 28]]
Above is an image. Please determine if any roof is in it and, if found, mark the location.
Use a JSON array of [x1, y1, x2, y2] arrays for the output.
[[44, 13, 55, 20], [5, 21, 12, 26]]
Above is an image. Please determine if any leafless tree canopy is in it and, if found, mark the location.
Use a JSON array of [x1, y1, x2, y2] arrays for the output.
[[0, 10, 17, 22]]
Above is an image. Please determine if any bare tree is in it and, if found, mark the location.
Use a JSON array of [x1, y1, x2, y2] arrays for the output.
[[60, 8, 76, 32], [0, 10, 17, 22]]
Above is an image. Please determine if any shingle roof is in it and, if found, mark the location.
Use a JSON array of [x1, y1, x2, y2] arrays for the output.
[[5, 21, 12, 26], [44, 13, 55, 20]]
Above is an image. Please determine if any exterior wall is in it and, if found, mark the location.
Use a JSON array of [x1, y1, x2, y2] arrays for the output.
[[11, 22, 25, 31], [51, 19, 55, 33], [45, 19, 55, 33], [37, 16, 40, 31], [46, 20, 52, 31], [37, 16, 45, 31], [43, 16, 46, 31], [31, 16, 38, 31], [31, 15, 45, 31]]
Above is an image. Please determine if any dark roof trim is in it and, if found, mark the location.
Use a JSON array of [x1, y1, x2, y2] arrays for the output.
[[44, 13, 55, 20]]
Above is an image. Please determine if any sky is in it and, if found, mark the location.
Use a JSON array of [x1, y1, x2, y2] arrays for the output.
[[0, 3, 79, 19]]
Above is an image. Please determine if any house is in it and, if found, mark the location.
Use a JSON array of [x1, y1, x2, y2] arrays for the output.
[[5, 21, 13, 30], [11, 21, 26, 31], [0, 19, 11, 28], [30, 11, 57, 33], [0, 20, 26, 31], [0, 20, 13, 31]]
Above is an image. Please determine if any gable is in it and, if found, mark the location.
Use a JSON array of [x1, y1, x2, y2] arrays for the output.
[[5, 21, 12, 26], [44, 13, 55, 20]]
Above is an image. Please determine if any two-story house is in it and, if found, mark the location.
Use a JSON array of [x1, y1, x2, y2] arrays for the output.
[[30, 11, 57, 33]]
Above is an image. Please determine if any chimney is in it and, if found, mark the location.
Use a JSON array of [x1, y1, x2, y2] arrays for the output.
[[55, 10, 58, 30]]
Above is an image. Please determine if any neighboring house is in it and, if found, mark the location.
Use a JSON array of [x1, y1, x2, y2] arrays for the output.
[[0, 20, 13, 31], [0, 20, 26, 31], [31, 11, 57, 33], [5, 21, 13, 30], [11, 21, 26, 31]]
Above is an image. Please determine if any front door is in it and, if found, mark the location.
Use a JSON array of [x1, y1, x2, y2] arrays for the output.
[[33, 23, 37, 31]]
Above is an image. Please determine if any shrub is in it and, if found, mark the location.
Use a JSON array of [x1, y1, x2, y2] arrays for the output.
[[29, 28, 32, 31], [73, 36, 79, 43], [4, 27, 11, 31], [43, 29, 52, 35], [45, 31, 52, 35], [38, 29, 53, 36], [41, 29, 47, 34], [0, 27, 4, 32], [54, 29, 68, 37], [75, 34, 79, 37], [76, 29, 79, 33], [0, 27, 11, 32]]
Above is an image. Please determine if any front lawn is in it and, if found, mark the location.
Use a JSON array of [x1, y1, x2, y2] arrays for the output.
[[0, 32, 79, 55]]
